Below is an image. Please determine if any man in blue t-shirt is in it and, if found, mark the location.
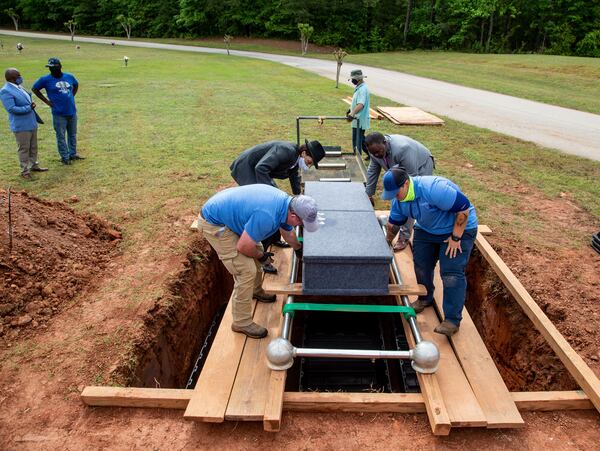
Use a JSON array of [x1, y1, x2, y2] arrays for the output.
[[381, 166, 478, 337], [346, 69, 370, 160], [198, 185, 319, 339], [33, 58, 85, 165]]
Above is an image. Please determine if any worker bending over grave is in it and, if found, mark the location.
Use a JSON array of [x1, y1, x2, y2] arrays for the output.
[[365, 132, 435, 251], [198, 185, 319, 339], [230, 139, 325, 274], [381, 166, 478, 337]]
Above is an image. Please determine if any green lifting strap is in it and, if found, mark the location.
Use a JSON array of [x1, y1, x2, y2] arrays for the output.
[[282, 303, 416, 320]]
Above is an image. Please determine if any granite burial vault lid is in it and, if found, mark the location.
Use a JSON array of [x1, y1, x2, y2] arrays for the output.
[[304, 181, 373, 212], [303, 211, 393, 262]]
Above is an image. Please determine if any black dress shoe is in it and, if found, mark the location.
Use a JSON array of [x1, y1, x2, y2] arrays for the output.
[[272, 240, 291, 248], [31, 166, 48, 172], [70, 154, 85, 160], [262, 263, 278, 274]]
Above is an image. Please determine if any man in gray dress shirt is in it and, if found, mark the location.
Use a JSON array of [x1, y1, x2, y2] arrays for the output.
[[365, 132, 435, 251]]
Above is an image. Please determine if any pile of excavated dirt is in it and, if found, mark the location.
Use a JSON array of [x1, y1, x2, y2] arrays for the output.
[[0, 190, 121, 342]]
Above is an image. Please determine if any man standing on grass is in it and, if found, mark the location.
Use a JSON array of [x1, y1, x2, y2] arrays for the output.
[[346, 69, 370, 159], [365, 132, 435, 251], [381, 166, 478, 337], [33, 58, 85, 165], [0, 68, 48, 180], [230, 139, 325, 274], [198, 185, 318, 339]]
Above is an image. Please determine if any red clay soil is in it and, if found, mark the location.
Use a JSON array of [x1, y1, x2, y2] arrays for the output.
[[1, 186, 600, 449], [0, 190, 121, 342]]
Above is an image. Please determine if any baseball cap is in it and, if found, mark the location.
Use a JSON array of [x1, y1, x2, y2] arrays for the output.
[[290, 195, 319, 232], [381, 166, 409, 200], [45, 57, 61, 67]]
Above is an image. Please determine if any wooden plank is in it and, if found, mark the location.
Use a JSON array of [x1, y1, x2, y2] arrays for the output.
[[226, 249, 291, 421], [478, 224, 492, 235], [81, 386, 191, 410], [262, 248, 293, 432], [283, 392, 426, 413], [190, 218, 198, 230], [81, 386, 596, 413], [183, 293, 256, 422], [432, 267, 524, 428], [225, 295, 284, 421], [394, 245, 487, 429], [475, 232, 600, 414], [511, 391, 594, 411], [264, 282, 426, 297], [376, 106, 445, 125], [376, 107, 402, 125]]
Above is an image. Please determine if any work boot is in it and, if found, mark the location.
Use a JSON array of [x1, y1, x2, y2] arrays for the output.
[[31, 166, 48, 172], [254, 291, 276, 303], [272, 240, 290, 248], [410, 299, 434, 313], [434, 320, 459, 337], [70, 154, 86, 160], [262, 262, 278, 274], [231, 322, 268, 339]]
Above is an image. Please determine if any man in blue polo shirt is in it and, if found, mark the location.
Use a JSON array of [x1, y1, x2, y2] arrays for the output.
[[382, 166, 478, 336], [199, 184, 319, 339], [33, 58, 84, 165]]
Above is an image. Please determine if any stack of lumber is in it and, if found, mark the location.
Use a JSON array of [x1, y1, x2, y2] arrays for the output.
[[342, 97, 384, 120], [376, 106, 444, 125]]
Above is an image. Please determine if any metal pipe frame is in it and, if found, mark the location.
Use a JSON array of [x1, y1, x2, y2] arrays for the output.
[[280, 226, 301, 340], [294, 348, 411, 360]]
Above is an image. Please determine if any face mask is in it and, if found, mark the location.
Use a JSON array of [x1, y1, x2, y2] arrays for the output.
[[49, 67, 61, 76], [351, 79, 359, 86], [298, 157, 310, 172], [15, 76, 23, 85]]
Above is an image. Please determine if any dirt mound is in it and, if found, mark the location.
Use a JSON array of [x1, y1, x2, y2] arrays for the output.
[[0, 190, 121, 342]]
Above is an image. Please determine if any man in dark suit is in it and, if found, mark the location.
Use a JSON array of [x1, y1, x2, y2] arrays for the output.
[[230, 139, 325, 273], [0, 68, 48, 179]]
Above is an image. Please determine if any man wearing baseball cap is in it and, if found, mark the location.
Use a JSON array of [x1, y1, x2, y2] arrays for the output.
[[381, 166, 478, 337], [346, 69, 370, 159], [230, 138, 325, 273], [33, 57, 84, 165], [198, 185, 319, 338]]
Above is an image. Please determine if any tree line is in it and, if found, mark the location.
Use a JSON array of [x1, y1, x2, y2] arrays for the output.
[[2, 0, 600, 57]]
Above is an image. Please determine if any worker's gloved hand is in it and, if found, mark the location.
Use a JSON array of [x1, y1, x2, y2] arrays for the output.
[[257, 252, 275, 264], [294, 245, 303, 260], [346, 113, 354, 122]]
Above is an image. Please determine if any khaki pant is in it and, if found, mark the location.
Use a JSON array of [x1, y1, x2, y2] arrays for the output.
[[14, 129, 39, 175], [198, 217, 264, 327]]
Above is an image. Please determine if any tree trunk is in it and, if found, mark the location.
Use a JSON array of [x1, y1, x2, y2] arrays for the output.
[[403, 0, 413, 46], [480, 20, 485, 47], [486, 11, 494, 52], [336, 61, 342, 88], [11, 17, 19, 31]]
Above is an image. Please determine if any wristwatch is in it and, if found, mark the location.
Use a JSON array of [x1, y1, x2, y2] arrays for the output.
[[451, 234, 462, 242]]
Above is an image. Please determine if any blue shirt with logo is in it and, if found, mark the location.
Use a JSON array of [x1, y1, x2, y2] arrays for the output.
[[389, 176, 478, 235], [351, 82, 370, 130], [32, 73, 78, 116], [201, 184, 293, 243]]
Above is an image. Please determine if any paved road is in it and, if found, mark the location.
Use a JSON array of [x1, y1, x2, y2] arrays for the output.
[[2, 30, 599, 162]]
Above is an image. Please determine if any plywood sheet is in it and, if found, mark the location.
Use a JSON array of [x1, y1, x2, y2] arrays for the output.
[[377, 106, 444, 125]]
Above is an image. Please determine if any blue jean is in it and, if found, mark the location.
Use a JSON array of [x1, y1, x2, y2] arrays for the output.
[[412, 227, 477, 326], [352, 127, 366, 155], [52, 114, 77, 161]]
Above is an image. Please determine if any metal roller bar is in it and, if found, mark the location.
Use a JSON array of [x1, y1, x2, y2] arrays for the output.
[[280, 226, 301, 340], [317, 163, 346, 169], [377, 216, 423, 344], [319, 177, 351, 182], [294, 348, 412, 360]]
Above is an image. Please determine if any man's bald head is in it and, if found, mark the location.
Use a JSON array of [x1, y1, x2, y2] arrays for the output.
[[5, 68, 20, 82]]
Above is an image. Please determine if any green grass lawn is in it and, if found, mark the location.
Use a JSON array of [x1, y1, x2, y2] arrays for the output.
[[136, 37, 600, 115], [0, 36, 598, 257]]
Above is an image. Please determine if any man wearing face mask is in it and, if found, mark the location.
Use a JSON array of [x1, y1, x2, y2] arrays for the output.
[[230, 139, 325, 273], [33, 58, 84, 165], [0, 68, 48, 179], [346, 69, 370, 160]]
